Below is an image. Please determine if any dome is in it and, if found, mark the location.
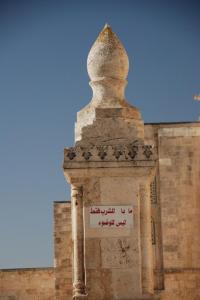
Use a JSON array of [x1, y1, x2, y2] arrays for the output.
[[87, 24, 129, 81]]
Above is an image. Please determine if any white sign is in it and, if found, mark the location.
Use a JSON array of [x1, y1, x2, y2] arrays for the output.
[[89, 206, 133, 228]]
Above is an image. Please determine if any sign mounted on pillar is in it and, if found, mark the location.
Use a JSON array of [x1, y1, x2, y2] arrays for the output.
[[89, 205, 133, 228]]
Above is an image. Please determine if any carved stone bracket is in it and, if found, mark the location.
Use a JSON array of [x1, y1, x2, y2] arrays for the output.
[[64, 142, 157, 164]]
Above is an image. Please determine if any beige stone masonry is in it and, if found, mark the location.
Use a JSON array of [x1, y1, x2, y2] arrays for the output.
[[145, 122, 200, 300], [158, 127, 200, 137], [54, 202, 72, 300], [0, 268, 54, 300]]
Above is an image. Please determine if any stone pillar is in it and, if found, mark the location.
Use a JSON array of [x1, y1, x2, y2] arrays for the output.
[[63, 25, 159, 300], [140, 183, 154, 295], [64, 147, 157, 300], [71, 184, 87, 299]]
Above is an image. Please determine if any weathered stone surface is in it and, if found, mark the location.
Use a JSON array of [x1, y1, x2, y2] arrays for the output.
[[0, 268, 54, 300], [100, 238, 136, 268], [64, 143, 157, 164], [161, 270, 200, 300], [75, 25, 144, 145], [145, 122, 200, 300], [54, 201, 72, 300], [86, 268, 112, 300]]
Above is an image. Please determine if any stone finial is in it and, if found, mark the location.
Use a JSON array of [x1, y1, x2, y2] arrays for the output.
[[87, 24, 129, 107], [75, 25, 144, 144], [87, 24, 129, 81]]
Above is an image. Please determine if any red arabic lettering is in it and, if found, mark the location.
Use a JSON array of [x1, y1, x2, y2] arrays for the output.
[[90, 207, 116, 215], [90, 207, 100, 214], [98, 219, 115, 227], [116, 220, 126, 227]]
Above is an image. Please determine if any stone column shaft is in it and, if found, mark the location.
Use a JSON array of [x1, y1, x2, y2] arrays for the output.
[[71, 185, 86, 298], [140, 183, 154, 295]]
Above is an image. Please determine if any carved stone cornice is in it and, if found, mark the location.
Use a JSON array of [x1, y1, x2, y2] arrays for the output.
[[63, 142, 157, 169]]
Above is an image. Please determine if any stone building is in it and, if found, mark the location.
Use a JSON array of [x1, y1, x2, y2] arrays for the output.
[[0, 25, 200, 300]]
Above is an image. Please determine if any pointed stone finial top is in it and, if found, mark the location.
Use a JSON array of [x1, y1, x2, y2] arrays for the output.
[[87, 24, 129, 82], [86, 25, 130, 108], [75, 26, 144, 144], [103, 23, 110, 29]]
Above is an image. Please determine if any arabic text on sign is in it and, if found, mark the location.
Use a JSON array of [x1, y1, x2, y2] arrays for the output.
[[89, 206, 133, 228]]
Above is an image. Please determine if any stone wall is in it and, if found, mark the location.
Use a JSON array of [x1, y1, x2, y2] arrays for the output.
[[0, 267, 54, 300], [54, 201, 72, 300], [145, 122, 200, 300], [0, 201, 73, 300], [158, 125, 200, 271], [161, 269, 200, 300]]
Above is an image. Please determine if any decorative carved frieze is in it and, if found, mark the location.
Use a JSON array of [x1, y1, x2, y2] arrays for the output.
[[64, 142, 157, 164], [143, 145, 153, 159]]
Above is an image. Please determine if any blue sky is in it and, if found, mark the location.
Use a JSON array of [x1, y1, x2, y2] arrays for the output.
[[0, 0, 200, 268]]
